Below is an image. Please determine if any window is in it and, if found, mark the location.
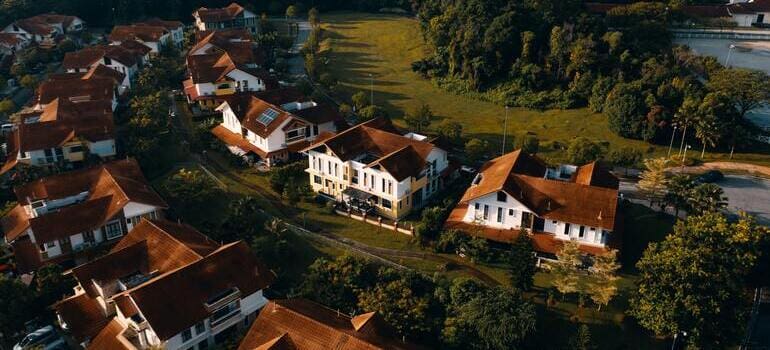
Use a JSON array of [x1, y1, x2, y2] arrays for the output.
[[104, 57, 112, 65], [126, 216, 141, 227], [496, 207, 503, 223], [328, 161, 331, 174], [195, 322, 205, 335], [287, 129, 299, 139], [242, 80, 249, 89], [313, 125, 319, 135], [334, 164, 338, 177], [104, 221, 123, 240], [352, 170, 359, 184], [181, 328, 192, 342], [314, 175, 322, 184], [387, 181, 393, 194], [590, 227, 596, 231], [483, 205, 489, 220], [382, 199, 392, 209], [44, 149, 53, 157], [381, 179, 386, 192], [256, 108, 279, 125], [579, 226, 585, 238], [45, 241, 56, 248], [497, 191, 507, 202], [509, 209, 514, 216], [83, 231, 95, 243], [474, 202, 480, 211], [197, 339, 208, 350], [69, 145, 84, 153]]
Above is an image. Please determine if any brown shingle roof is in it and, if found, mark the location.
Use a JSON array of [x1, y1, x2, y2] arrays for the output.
[[239, 299, 421, 350], [134, 18, 183, 30], [195, 28, 252, 42], [63, 45, 141, 69], [86, 318, 133, 350], [458, 150, 619, 230], [53, 293, 110, 342], [291, 104, 344, 126], [48, 64, 126, 86], [117, 39, 152, 56], [13, 98, 114, 152]]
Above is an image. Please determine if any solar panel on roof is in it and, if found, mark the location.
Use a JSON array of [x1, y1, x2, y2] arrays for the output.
[[256, 108, 279, 126]]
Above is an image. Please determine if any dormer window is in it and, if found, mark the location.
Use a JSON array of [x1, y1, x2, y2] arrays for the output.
[[497, 191, 506, 202]]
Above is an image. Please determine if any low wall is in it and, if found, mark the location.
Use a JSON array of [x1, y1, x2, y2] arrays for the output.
[[335, 209, 414, 236]]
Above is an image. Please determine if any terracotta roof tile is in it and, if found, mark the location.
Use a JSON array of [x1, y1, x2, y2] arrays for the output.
[[54, 293, 110, 342], [211, 124, 269, 158], [86, 318, 133, 350], [109, 25, 168, 42], [37, 77, 115, 106], [196, 3, 246, 22], [239, 299, 421, 350]]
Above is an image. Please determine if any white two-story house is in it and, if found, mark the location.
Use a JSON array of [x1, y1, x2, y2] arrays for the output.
[[1, 159, 167, 272], [193, 3, 259, 34], [446, 150, 620, 257], [108, 24, 173, 54], [1, 13, 85, 47], [0, 98, 117, 175], [54, 219, 274, 350], [211, 91, 344, 167], [303, 118, 450, 220]]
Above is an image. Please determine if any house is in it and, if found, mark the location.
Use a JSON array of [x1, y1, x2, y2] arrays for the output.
[[0, 98, 117, 175], [0, 159, 167, 272], [210, 90, 345, 167], [193, 3, 259, 34], [35, 77, 118, 110], [48, 64, 129, 96], [183, 34, 272, 110], [0, 33, 28, 56], [238, 298, 421, 350], [108, 24, 173, 54], [53, 219, 274, 350], [303, 118, 450, 220], [1, 13, 85, 47], [134, 19, 185, 47], [62, 45, 146, 91], [445, 150, 620, 258]]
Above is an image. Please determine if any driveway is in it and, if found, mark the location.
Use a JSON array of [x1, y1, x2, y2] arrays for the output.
[[287, 20, 311, 76], [718, 175, 770, 225]]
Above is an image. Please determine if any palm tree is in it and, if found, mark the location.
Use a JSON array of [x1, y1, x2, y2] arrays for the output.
[[673, 96, 699, 157], [265, 218, 288, 237], [687, 184, 727, 215], [695, 114, 720, 159]]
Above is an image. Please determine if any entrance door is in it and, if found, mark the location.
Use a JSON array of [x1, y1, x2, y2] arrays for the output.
[[758, 14, 765, 24], [533, 217, 545, 232]]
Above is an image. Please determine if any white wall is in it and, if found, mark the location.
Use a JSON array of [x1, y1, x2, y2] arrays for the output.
[[225, 69, 265, 92]]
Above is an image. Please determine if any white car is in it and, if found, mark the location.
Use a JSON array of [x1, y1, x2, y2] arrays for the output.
[[13, 326, 66, 350]]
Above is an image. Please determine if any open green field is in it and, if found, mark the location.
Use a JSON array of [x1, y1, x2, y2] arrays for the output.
[[320, 12, 770, 165]]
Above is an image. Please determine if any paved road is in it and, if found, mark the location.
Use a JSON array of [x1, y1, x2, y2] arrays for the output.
[[719, 175, 770, 225]]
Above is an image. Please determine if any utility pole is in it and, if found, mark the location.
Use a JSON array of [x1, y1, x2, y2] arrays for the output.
[[667, 125, 678, 157], [502, 106, 509, 155]]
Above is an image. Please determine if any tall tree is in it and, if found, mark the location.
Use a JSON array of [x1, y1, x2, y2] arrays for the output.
[[552, 240, 583, 298], [567, 137, 602, 165], [637, 157, 669, 206], [568, 324, 596, 350], [404, 103, 434, 133], [587, 250, 620, 311], [631, 213, 769, 347], [708, 68, 770, 118], [508, 231, 536, 291], [663, 174, 695, 216]]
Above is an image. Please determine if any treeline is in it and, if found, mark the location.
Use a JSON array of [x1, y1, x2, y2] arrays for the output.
[[0, 0, 410, 28], [412, 0, 770, 153]]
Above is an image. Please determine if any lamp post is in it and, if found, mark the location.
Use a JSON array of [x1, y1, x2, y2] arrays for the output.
[[667, 125, 678, 157], [725, 44, 736, 67], [681, 144, 691, 172], [502, 106, 509, 155], [369, 73, 374, 106]]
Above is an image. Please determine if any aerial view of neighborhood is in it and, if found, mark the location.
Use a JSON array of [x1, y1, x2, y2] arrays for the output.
[[0, 0, 769, 349]]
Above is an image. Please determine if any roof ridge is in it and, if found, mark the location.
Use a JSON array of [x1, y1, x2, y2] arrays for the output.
[[367, 144, 411, 167], [144, 219, 206, 259]]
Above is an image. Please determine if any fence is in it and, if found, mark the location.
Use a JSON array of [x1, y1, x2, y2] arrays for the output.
[[334, 209, 415, 236]]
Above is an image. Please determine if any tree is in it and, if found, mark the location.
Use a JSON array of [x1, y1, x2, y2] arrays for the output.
[[436, 120, 463, 145], [445, 287, 536, 350], [35, 264, 76, 307], [308, 7, 320, 28], [351, 91, 369, 110], [604, 83, 647, 139], [566, 137, 602, 165], [508, 231, 536, 291], [162, 168, 220, 204], [300, 255, 377, 314], [589, 76, 615, 113], [217, 196, 266, 242], [415, 206, 447, 243], [285, 5, 297, 19], [0, 99, 15, 117], [357, 105, 387, 121], [694, 109, 720, 159], [552, 240, 583, 298], [631, 213, 769, 347], [586, 250, 619, 311], [637, 157, 669, 206], [687, 183, 727, 215], [465, 138, 489, 164], [517, 133, 539, 154], [708, 68, 770, 118], [607, 147, 642, 176], [568, 324, 595, 350], [357, 268, 441, 339], [19, 74, 38, 89], [663, 174, 695, 216], [0, 276, 36, 345], [404, 103, 434, 133], [269, 162, 305, 194]]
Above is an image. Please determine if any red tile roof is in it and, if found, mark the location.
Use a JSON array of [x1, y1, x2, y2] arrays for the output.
[[458, 150, 619, 230], [2, 159, 167, 244], [54, 293, 110, 342], [36, 77, 115, 106], [86, 318, 133, 350], [304, 118, 437, 181], [48, 64, 126, 86], [239, 299, 422, 350], [109, 25, 168, 43], [63, 45, 142, 69], [195, 3, 247, 23], [211, 124, 270, 158], [134, 18, 183, 31], [195, 28, 252, 42]]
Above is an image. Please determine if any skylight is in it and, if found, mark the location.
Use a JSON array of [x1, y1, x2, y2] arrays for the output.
[[256, 108, 279, 126]]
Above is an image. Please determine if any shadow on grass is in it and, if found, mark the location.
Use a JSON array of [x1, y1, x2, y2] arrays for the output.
[[619, 201, 676, 273]]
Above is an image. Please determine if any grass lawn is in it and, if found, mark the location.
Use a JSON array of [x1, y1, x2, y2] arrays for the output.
[[619, 201, 677, 272], [320, 12, 770, 166]]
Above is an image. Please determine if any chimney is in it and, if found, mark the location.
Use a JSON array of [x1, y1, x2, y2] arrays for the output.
[[597, 210, 603, 221], [546, 200, 551, 211]]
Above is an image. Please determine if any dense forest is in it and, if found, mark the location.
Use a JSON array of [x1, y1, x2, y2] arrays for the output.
[[0, 0, 411, 28], [412, 0, 770, 154]]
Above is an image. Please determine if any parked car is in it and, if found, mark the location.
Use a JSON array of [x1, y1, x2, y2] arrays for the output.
[[696, 170, 724, 184], [13, 326, 66, 350], [1, 123, 14, 136]]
